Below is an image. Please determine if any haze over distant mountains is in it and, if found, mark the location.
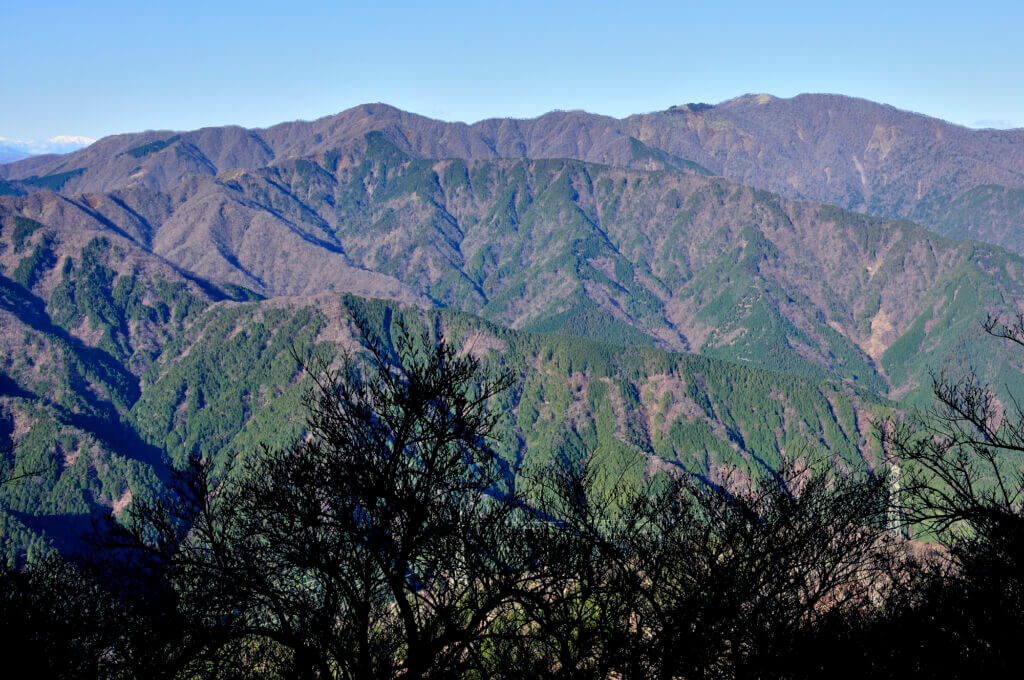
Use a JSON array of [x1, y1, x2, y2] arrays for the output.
[[2, 92, 1024, 558], [0, 136, 94, 164]]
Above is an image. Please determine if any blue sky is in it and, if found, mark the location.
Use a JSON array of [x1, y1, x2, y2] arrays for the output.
[[2, 0, 1022, 143]]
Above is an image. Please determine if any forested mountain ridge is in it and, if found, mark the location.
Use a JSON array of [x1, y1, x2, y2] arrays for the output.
[[3, 133, 1023, 406], [3, 94, 1024, 252], [0, 285, 892, 562]]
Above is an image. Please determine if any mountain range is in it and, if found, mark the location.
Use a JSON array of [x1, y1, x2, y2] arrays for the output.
[[4, 94, 1024, 251], [1, 93, 1023, 560]]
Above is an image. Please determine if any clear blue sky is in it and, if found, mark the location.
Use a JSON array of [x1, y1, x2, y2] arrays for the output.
[[2, 0, 1022, 142]]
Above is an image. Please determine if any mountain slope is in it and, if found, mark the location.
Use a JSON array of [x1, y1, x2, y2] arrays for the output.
[[3, 95, 1023, 254], [8, 134, 1022, 403], [0, 290, 893, 563]]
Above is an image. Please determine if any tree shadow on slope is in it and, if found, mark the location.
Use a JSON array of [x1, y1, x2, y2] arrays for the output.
[[0, 275, 169, 472]]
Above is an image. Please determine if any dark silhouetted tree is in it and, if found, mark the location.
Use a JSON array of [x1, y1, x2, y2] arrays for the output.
[[108, 315, 546, 679], [879, 311, 1024, 677], [499, 450, 908, 680]]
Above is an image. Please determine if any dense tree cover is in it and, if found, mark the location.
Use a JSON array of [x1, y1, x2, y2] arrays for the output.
[[0, 287, 888, 565], [0, 272, 167, 563], [0, 235, 209, 526], [265, 138, 1024, 405], [130, 298, 887, 486], [4, 311, 1024, 678]]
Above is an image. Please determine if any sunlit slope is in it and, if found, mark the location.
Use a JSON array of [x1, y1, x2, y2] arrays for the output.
[[130, 296, 891, 485]]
